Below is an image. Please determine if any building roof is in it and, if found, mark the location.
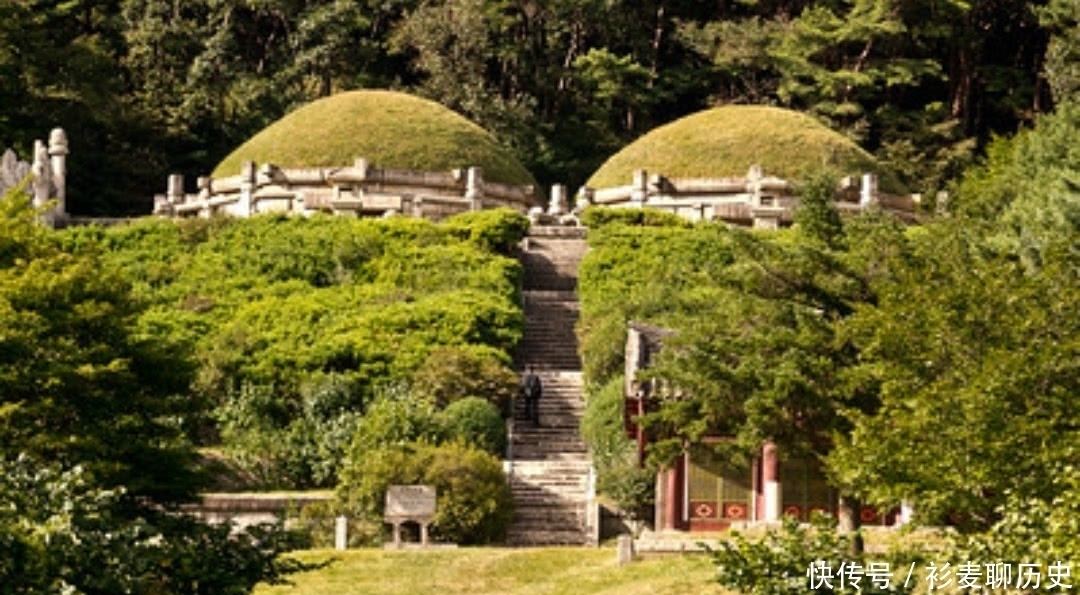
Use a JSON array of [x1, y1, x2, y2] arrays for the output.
[[586, 105, 905, 194], [212, 90, 536, 187]]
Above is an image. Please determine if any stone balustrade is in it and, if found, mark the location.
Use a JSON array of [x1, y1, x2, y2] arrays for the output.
[[0, 128, 69, 227], [578, 166, 918, 228], [155, 158, 537, 220]]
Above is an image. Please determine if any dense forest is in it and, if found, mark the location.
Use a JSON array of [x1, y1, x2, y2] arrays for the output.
[[2, 0, 1078, 214]]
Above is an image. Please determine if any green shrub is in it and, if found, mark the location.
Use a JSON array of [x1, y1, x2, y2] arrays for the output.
[[581, 375, 654, 517], [581, 375, 630, 470], [411, 344, 519, 412], [0, 455, 317, 594], [577, 223, 737, 387], [709, 516, 917, 595], [441, 397, 508, 456], [370, 243, 522, 297], [337, 441, 513, 545], [59, 214, 526, 491], [423, 441, 514, 544], [346, 387, 445, 462], [580, 206, 690, 229], [950, 462, 1080, 578], [443, 207, 531, 255]]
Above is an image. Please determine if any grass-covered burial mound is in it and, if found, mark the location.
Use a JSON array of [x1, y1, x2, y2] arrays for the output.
[[587, 105, 904, 193], [213, 90, 536, 187]]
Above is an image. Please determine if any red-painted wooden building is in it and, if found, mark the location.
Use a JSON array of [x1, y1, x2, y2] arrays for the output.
[[624, 321, 897, 531]]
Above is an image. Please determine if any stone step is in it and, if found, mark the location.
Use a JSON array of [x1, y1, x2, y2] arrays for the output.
[[512, 433, 584, 444], [511, 426, 584, 436], [511, 441, 587, 453], [511, 413, 582, 424], [510, 439, 586, 448], [511, 422, 584, 434], [510, 473, 588, 481], [525, 226, 588, 239], [510, 474, 589, 486], [510, 479, 588, 490], [511, 499, 585, 508], [509, 451, 588, 460], [511, 512, 585, 527], [509, 233, 590, 546], [510, 486, 585, 496], [523, 289, 579, 301]]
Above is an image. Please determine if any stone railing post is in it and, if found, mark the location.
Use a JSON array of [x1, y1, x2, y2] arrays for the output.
[[167, 174, 184, 206], [466, 166, 484, 211], [239, 161, 256, 216], [746, 164, 763, 207], [153, 194, 171, 215], [334, 516, 348, 550], [48, 128, 68, 221], [548, 184, 567, 217], [31, 140, 50, 212], [631, 169, 648, 206], [575, 187, 593, 213], [859, 173, 878, 208], [197, 176, 212, 202]]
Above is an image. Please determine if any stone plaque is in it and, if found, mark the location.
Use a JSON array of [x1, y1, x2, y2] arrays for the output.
[[384, 485, 437, 547], [384, 485, 436, 521]]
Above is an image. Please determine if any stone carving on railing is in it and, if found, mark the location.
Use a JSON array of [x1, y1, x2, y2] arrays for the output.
[[0, 149, 31, 196], [0, 128, 68, 226], [155, 158, 537, 220], [576, 166, 917, 228]]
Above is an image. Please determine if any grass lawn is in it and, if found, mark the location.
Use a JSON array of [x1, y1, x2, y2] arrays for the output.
[[257, 547, 731, 595]]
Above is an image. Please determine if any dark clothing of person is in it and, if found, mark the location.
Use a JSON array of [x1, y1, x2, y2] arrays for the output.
[[523, 372, 542, 425]]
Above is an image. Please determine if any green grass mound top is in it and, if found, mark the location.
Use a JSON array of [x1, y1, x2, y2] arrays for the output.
[[587, 105, 905, 193], [213, 90, 536, 187]]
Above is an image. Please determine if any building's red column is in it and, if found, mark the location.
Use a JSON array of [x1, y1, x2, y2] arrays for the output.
[[661, 454, 686, 531], [762, 442, 780, 521]]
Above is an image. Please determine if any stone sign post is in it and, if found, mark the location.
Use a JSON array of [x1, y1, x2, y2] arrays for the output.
[[384, 485, 437, 548]]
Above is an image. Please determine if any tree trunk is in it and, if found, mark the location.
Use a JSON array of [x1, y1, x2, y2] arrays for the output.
[[837, 493, 864, 557]]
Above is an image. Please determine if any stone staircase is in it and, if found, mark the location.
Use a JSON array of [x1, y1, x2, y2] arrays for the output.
[[505, 225, 594, 546]]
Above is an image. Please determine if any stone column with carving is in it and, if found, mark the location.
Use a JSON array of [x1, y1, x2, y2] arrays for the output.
[[30, 140, 50, 213], [48, 128, 68, 222], [0, 149, 30, 198]]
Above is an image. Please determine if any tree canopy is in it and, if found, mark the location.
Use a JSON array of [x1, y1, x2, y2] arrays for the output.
[[0, 0, 1066, 213]]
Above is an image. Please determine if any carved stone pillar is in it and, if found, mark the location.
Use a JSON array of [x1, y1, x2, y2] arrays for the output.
[[631, 169, 648, 206], [48, 128, 68, 220], [548, 184, 567, 216], [239, 161, 256, 217], [167, 174, 184, 207], [31, 140, 50, 211], [575, 187, 593, 213], [466, 166, 484, 211], [859, 173, 878, 208]]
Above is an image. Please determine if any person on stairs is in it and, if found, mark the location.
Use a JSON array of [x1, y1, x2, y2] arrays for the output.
[[522, 365, 543, 426]]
